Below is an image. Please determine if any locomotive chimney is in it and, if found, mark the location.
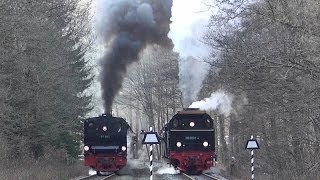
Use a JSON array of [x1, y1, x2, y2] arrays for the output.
[[183, 108, 200, 111], [102, 113, 112, 117]]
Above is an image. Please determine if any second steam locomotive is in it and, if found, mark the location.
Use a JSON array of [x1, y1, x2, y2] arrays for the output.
[[163, 108, 216, 174], [83, 113, 130, 174]]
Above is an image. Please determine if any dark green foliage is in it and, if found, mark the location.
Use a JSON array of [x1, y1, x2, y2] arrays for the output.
[[0, 0, 92, 160]]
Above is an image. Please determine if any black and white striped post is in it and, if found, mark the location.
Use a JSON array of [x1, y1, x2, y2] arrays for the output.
[[141, 127, 160, 180], [250, 136, 255, 180], [245, 135, 260, 180], [149, 127, 153, 180]]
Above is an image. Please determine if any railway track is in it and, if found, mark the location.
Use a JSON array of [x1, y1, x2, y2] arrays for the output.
[[72, 173, 115, 180], [182, 172, 226, 180], [72, 172, 227, 180], [202, 173, 224, 180]]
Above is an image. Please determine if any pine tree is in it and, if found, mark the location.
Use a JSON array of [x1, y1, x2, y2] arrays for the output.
[[0, 0, 93, 159]]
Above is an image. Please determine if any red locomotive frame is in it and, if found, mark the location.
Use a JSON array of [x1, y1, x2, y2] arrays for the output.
[[169, 151, 215, 173], [84, 153, 127, 172]]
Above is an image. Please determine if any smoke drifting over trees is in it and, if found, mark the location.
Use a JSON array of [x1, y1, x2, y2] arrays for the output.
[[169, 0, 212, 106], [95, 0, 173, 112]]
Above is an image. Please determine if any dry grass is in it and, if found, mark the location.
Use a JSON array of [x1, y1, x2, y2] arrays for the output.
[[0, 141, 88, 180], [0, 160, 87, 180]]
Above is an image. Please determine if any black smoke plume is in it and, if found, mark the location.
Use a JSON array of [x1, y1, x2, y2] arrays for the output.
[[96, 0, 173, 113]]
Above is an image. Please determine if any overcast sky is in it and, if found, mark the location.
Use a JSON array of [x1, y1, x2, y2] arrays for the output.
[[169, 0, 213, 59]]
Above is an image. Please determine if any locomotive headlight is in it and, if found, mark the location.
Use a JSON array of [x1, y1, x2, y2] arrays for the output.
[[203, 141, 209, 147], [102, 126, 107, 131], [84, 145, 89, 151], [176, 142, 182, 147], [121, 146, 127, 151], [189, 122, 195, 127]]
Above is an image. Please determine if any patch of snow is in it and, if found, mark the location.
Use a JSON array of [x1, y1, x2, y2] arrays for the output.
[[88, 169, 97, 175], [156, 167, 180, 174], [203, 166, 221, 174], [127, 159, 147, 169]]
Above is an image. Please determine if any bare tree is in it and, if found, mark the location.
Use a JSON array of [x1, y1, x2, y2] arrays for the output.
[[116, 46, 181, 132], [204, 0, 320, 179]]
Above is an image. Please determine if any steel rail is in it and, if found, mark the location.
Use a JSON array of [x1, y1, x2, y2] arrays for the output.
[[99, 173, 115, 180], [73, 175, 97, 180], [202, 173, 221, 180], [181, 172, 196, 180], [72, 173, 115, 180]]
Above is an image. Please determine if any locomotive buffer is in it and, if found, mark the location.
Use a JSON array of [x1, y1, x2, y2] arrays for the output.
[[142, 127, 160, 180]]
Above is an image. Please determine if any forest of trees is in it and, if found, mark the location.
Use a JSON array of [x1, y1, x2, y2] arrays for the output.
[[203, 0, 320, 179], [1, 0, 319, 179], [0, 0, 93, 178]]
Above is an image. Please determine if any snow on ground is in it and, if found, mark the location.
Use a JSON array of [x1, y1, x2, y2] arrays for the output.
[[88, 169, 97, 175], [126, 158, 149, 169], [86, 159, 229, 178], [203, 166, 221, 174], [203, 164, 231, 180], [126, 158, 181, 175], [88, 168, 114, 176], [156, 166, 180, 174]]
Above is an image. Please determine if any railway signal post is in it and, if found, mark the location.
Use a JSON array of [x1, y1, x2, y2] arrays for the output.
[[142, 127, 160, 180], [245, 135, 260, 180]]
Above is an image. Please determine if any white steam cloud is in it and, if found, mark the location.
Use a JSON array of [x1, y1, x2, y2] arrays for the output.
[[189, 90, 233, 116], [169, 0, 214, 106]]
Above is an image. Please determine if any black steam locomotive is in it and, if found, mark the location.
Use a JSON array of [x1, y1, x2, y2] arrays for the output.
[[163, 108, 216, 174], [83, 114, 130, 174]]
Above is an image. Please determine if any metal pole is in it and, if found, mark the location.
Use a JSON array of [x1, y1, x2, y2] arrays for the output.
[[251, 135, 254, 180], [149, 127, 153, 180]]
